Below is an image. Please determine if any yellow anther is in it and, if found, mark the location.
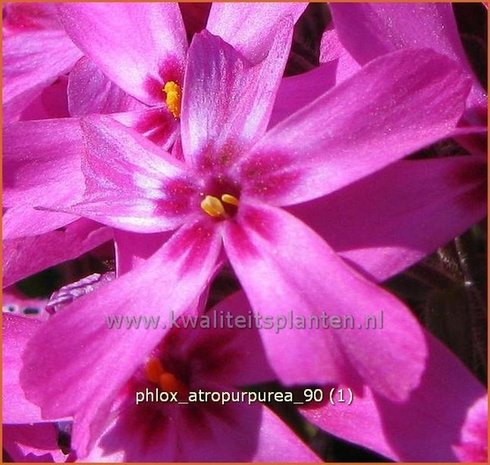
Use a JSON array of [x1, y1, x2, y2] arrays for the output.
[[162, 81, 181, 118], [221, 194, 239, 206], [200, 195, 225, 218]]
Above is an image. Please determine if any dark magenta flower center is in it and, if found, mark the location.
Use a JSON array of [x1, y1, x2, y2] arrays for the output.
[[200, 175, 241, 219]]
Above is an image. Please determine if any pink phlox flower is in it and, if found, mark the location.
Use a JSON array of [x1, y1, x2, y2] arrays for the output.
[[20, 27, 473, 456]]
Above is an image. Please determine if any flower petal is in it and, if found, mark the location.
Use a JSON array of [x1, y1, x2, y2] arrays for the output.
[[3, 117, 86, 239], [3, 86, 45, 124], [239, 48, 471, 206], [301, 331, 486, 462], [18, 76, 69, 121], [329, 2, 486, 109], [223, 203, 426, 402], [3, 219, 112, 288], [57, 3, 187, 105], [3, 314, 44, 424], [319, 27, 361, 84], [163, 292, 278, 388], [252, 405, 321, 462], [3, 118, 84, 209], [207, 2, 306, 61], [2, 3, 78, 122], [21, 220, 222, 457], [3, 424, 66, 463], [289, 156, 486, 282], [268, 62, 337, 129], [453, 395, 488, 462], [85, 301, 296, 460], [3, 206, 78, 240], [3, 27, 82, 107], [112, 107, 179, 150], [68, 57, 145, 117], [87, 390, 318, 461], [64, 116, 200, 233], [114, 230, 171, 276], [181, 25, 293, 172], [331, 4, 468, 69], [3, 3, 60, 33]]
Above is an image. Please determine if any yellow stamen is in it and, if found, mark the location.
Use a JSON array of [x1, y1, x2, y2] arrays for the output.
[[221, 194, 239, 206], [145, 357, 164, 384], [200, 195, 225, 218], [162, 81, 181, 118]]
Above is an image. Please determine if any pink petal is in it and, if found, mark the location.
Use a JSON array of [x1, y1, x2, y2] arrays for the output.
[[268, 62, 338, 129], [65, 116, 200, 233], [114, 230, 171, 276], [253, 405, 321, 462], [320, 28, 361, 84], [163, 292, 278, 388], [3, 86, 45, 124], [239, 48, 471, 206], [3, 206, 78, 240], [330, 2, 486, 109], [207, 2, 306, 61], [331, 4, 468, 69], [181, 26, 293, 172], [3, 219, 112, 288], [3, 117, 86, 239], [223, 203, 426, 402], [454, 395, 488, 462], [88, 393, 317, 461], [18, 76, 69, 121], [3, 424, 66, 463], [302, 331, 486, 462], [112, 107, 179, 150], [3, 2, 67, 120], [58, 3, 187, 105], [85, 298, 313, 461], [319, 27, 346, 63], [3, 314, 44, 424], [68, 57, 145, 117], [3, 118, 84, 210], [86, 411, 175, 462], [21, 220, 222, 457], [289, 156, 486, 282], [3, 3, 60, 33], [3, 27, 81, 107]]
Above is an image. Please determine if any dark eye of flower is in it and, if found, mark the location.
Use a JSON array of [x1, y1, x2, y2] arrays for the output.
[[200, 175, 241, 219], [144, 357, 188, 397], [200, 193, 239, 219]]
